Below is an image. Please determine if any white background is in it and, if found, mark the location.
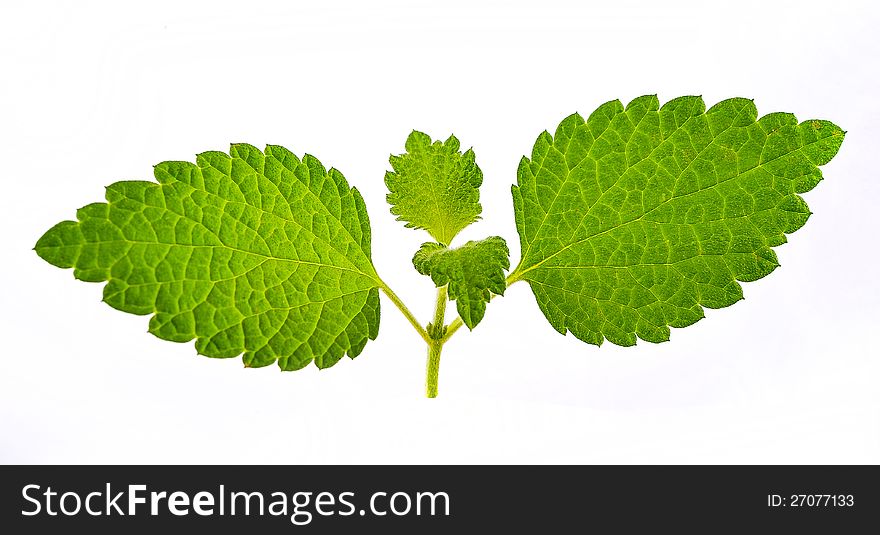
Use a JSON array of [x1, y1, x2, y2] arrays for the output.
[[1, 0, 877, 464]]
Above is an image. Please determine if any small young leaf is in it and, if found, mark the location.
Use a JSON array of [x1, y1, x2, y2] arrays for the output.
[[35, 144, 381, 370], [413, 237, 510, 329], [511, 95, 844, 346], [385, 131, 483, 245]]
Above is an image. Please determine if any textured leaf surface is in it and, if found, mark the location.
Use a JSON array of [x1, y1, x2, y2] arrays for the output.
[[413, 237, 509, 329], [36, 144, 381, 370], [385, 131, 483, 245], [511, 95, 844, 346]]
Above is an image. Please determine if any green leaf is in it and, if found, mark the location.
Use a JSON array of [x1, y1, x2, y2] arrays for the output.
[[413, 237, 510, 329], [511, 95, 844, 346], [35, 144, 381, 370], [385, 131, 483, 245]]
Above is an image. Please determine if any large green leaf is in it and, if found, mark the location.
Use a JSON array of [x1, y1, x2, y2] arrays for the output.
[[511, 95, 844, 346], [36, 144, 381, 370]]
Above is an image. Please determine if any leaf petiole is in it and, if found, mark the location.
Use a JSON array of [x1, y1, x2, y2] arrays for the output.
[[378, 281, 431, 345]]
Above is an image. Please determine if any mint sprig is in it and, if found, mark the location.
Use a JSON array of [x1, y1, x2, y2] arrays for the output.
[[35, 96, 844, 397]]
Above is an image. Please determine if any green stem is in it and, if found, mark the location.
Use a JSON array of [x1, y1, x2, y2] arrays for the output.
[[426, 286, 447, 398], [426, 342, 442, 398], [379, 271, 521, 397], [442, 317, 464, 342], [431, 285, 448, 335], [378, 281, 430, 344]]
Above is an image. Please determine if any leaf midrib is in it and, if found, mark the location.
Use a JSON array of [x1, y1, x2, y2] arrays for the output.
[[42, 239, 380, 284], [515, 123, 831, 281]]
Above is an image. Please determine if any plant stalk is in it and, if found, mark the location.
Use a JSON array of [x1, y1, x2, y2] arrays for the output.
[[380, 272, 522, 397], [378, 281, 431, 344], [425, 286, 447, 398], [426, 341, 443, 398]]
